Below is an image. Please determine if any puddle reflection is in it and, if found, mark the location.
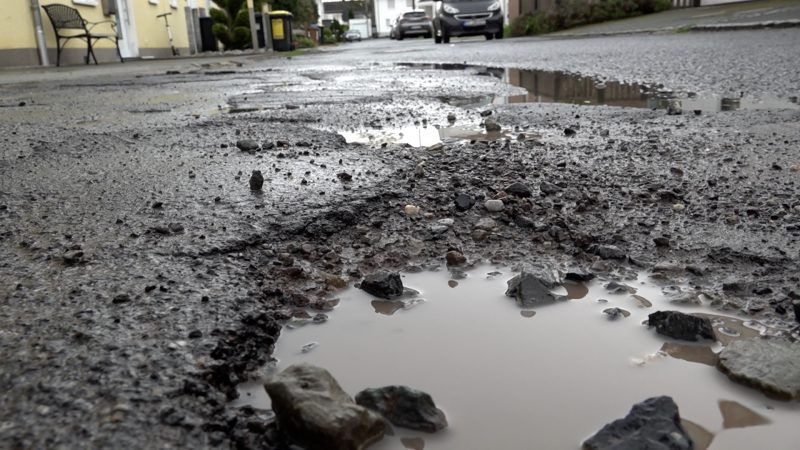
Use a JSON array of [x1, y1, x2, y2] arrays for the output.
[[399, 63, 800, 112], [233, 267, 800, 450]]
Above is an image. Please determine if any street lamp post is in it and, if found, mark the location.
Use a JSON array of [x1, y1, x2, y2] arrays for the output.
[[246, 0, 259, 50]]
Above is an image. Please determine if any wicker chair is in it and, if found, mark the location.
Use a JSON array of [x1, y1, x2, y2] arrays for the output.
[[41, 4, 123, 67]]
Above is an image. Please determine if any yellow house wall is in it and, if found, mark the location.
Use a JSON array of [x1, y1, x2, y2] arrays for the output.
[[132, 0, 190, 51], [1, 1, 117, 51], [0, 2, 37, 50]]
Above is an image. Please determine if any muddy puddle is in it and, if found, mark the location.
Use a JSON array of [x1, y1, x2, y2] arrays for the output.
[[399, 63, 800, 112], [233, 267, 800, 449]]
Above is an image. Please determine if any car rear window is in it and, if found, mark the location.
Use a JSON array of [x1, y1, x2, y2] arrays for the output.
[[403, 12, 426, 18]]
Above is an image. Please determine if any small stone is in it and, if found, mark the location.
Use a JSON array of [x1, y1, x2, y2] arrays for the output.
[[454, 192, 474, 211], [337, 172, 353, 181], [505, 272, 558, 307], [360, 271, 404, 299], [653, 237, 670, 247], [167, 223, 184, 233], [484, 119, 501, 132], [603, 307, 630, 320], [236, 139, 260, 152], [112, 294, 131, 304], [266, 364, 387, 450], [717, 337, 800, 400], [188, 330, 203, 339], [446, 113, 456, 122], [475, 217, 496, 230], [583, 396, 692, 450], [480, 110, 492, 117], [151, 202, 163, 209], [648, 310, 715, 341], [249, 170, 264, 191], [404, 205, 421, 217], [539, 181, 561, 195], [505, 182, 532, 198], [355, 386, 448, 432], [564, 127, 577, 136], [445, 250, 467, 266], [484, 199, 504, 212], [590, 244, 626, 260]]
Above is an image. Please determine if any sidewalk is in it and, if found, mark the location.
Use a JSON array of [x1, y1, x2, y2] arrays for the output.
[[549, 0, 800, 37], [0, 48, 311, 86]]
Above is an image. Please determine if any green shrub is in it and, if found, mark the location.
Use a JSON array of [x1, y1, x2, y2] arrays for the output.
[[294, 36, 316, 49], [511, 0, 671, 37], [323, 28, 336, 45]]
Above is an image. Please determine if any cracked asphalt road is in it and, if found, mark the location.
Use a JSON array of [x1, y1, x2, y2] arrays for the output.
[[1, 28, 799, 449]]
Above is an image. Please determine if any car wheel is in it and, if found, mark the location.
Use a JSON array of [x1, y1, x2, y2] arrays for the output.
[[442, 26, 450, 44], [495, 30, 503, 39], [485, 33, 494, 40], [398, 32, 404, 40]]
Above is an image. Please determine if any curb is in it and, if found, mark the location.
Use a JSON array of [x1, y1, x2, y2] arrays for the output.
[[549, 19, 800, 38]]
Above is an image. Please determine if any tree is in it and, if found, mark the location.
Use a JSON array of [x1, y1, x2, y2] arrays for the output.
[[210, 0, 319, 50]]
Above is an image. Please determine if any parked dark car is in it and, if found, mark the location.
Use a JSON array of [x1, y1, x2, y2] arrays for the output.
[[395, 11, 433, 40], [432, 0, 503, 43]]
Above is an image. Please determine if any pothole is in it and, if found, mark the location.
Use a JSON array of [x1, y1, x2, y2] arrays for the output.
[[231, 266, 800, 450], [398, 63, 800, 112]]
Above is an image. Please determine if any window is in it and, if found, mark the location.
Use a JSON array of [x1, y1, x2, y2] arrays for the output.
[[170, 0, 178, 8], [72, 0, 98, 5]]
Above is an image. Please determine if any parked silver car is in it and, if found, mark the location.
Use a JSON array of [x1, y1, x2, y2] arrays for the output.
[[344, 29, 362, 42], [395, 11, 433, 40]]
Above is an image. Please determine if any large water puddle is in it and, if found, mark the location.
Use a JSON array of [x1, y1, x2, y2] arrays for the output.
[[339, 124, 518, 147], [233, 267, 799, 449], [399, 63, 800, 112]]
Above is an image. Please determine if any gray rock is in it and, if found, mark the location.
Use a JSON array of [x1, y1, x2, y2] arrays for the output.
[[484, 119, 501, 132], [236, 139, 260, 152], [648, 310, 715, 341], [249, 170, 264, 191], [355, 386, 447, 433], [360, 272, 404, 299], [475, 217, 496, 230], [266, 364, 387, 450], [539, 181, 561, 195], [603, 307, 630, 320], [717, 338, 800, 400], [582, 396, 692, 450], [484, 199, 504, 212], [505, 182, 532, 198], [505, 271, 558, 307], [454, 192, 474, 211], [590, 244, 626, 260], [445, 250, 466, 266]]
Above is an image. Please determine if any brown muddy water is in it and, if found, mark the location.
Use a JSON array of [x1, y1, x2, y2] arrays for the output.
[[233, 267, 800, 449]]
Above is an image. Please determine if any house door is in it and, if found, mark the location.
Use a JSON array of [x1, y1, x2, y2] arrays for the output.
[[115, 0, 139, 58]]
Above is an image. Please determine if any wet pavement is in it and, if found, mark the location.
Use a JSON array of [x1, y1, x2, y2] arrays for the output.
[[2, 28, 800, 449]]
